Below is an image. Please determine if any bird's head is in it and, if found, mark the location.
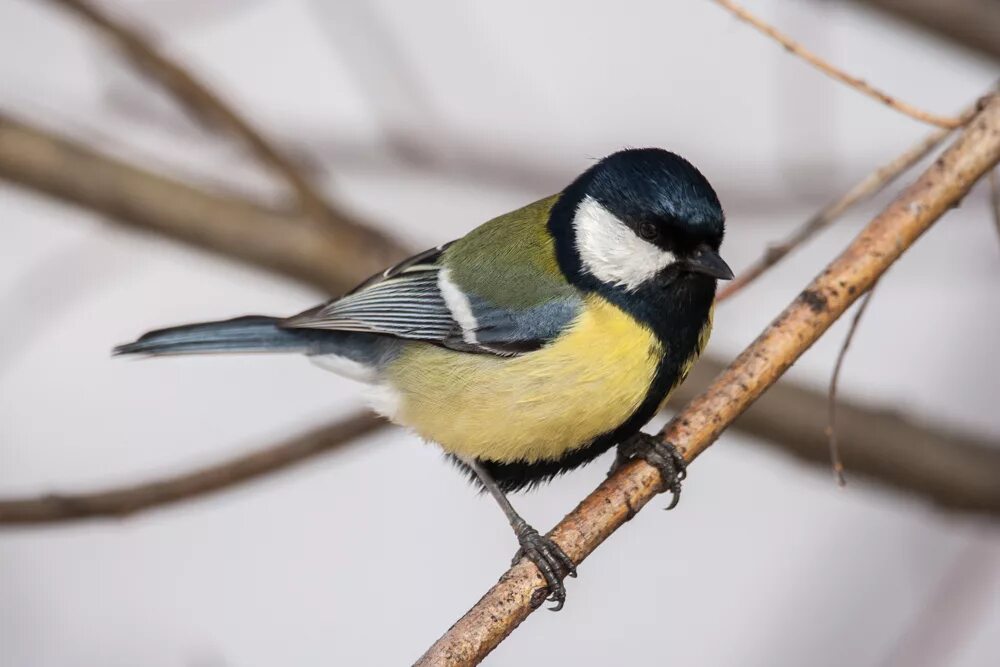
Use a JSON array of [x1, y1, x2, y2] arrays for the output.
[[551, 148, 732, 292]]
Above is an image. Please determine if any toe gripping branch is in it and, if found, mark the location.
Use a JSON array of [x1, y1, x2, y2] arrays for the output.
[[506, 433, 686, 611], [512, 520, 577, 611], [615, 432, 688, 509]]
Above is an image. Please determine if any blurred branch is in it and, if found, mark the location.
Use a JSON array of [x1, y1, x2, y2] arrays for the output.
[[711, 0, 968, 129], [673, 362, 1000, 515], [854, 0, 1000, 61], [3, 111, 1000, 526], [0, 414, 385, 525], [417, 93, 1000, 667], [43, 0, 359, 231], [102, 88, 845, 215], [0, 112, 406, 294]]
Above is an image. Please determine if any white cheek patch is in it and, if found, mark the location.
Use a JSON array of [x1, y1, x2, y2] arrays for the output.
[[573, 195, 676, 290]]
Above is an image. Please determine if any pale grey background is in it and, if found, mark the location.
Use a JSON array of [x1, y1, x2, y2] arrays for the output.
[[1, 1, 999, 665]]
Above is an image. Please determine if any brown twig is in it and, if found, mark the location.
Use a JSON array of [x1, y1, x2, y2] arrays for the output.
[[0, 112, 407, 294], [4, 111, 1000, 524], [825, 284, 878, 486], [0, 414, 385, 525], [43, 0, 361, 231], [415, 93, 1000, 666], [718, 123, 952, 301], [711, 0, 968, 129]]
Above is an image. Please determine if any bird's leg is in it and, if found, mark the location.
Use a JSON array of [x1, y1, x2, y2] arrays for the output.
[[611, 432, 687, 509], [466, 459, 577, 611]]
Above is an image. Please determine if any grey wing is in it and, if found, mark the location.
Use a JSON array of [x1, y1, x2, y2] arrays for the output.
[[459, 293, 582, 354], [283, 244, 582, 355], [344, 243, 454, 296]]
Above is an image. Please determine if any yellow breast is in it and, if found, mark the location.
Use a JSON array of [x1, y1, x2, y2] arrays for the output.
[[385, 295, 662, 464]]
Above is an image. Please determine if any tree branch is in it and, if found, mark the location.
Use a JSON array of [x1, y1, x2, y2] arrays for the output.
[[825, 284, 878, 485], [711, 0, 968, 129], [0, 112, 407, 294], [42, 0, 363, 232], [415, 93, 1000, 666], [0, 414, 385, 525]]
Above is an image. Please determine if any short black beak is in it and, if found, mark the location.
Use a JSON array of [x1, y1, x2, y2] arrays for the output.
[[684, 245, 734, 280]]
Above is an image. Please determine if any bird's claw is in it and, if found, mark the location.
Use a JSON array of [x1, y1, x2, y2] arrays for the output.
[[615, 433, 687, 509], [512, 521, 577, 611]]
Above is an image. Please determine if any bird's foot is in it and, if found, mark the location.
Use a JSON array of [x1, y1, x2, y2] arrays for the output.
[[511, 521, 577, 611], [613, 433, 688, 509]]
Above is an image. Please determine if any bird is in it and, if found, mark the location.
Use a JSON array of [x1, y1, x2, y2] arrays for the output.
[[114, 147, 732, 609]]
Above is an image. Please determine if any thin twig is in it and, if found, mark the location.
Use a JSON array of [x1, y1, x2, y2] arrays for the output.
[[0, 414, 385, 525], [711, 0, 968, 129], [43, 0, 361, 231], [826, 283, 878, 486], [718, 124, 952, 301], [416, 94, 1000, 666]]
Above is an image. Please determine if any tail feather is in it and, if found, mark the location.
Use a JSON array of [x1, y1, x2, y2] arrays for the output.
[[113, 316, 329, 357]]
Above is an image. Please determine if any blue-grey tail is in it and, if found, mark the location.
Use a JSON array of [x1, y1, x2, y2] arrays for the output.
[[113, 316, 336, 357]]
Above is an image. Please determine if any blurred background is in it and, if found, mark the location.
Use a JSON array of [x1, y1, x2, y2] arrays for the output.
[[1, 0, 999, 665]]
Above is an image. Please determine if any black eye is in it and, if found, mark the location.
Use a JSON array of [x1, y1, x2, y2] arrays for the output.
[[638, 222, 658, 241]]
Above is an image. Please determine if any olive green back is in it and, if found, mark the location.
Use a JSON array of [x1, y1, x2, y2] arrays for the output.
[[444, 195, 574, 309]]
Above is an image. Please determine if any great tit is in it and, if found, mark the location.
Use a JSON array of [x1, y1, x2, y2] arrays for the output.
[[115, 147, 732, 608]]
